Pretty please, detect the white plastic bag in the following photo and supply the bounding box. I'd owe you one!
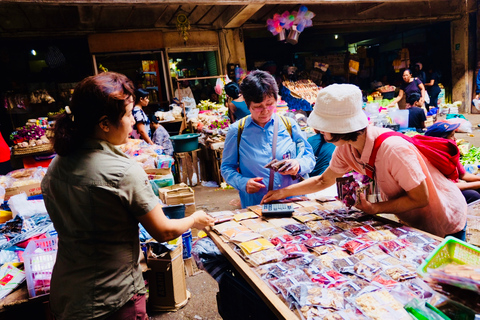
[7,192,47,218]
[447,118,473,133]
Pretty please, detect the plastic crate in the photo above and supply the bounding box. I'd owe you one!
[23,236,58,298]
[417,236,480,276]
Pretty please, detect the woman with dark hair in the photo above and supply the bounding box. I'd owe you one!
[224,81,250,123]
[42,72,214,320]
[131,88,153,144]
[425,122,480,204]
[387,69,427,108]
[263,83,467,240]
[221,70,315,208]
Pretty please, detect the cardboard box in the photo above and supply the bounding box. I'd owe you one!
[147,243,188,311]
[184,203,196,217]
[159,183,195,205]
[4,182,42,200]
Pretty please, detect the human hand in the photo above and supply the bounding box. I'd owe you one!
[353,193,377,215]
[261,189,286,204]
[476,94,479,100]
[246,177,265,194]
[190,210,215,229]
[265,159,300,175]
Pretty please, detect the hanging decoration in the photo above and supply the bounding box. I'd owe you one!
[176,13,190,43]
[266,5,315,44]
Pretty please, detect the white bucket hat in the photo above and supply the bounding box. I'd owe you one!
[307,83,368,134]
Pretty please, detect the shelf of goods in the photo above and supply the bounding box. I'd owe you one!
[205,199,466,320]
[280,80,320,112]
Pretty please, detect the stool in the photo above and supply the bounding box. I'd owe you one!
[173,149,201,186]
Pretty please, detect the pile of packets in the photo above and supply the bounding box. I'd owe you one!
[118,139,174,170]
[207,201,478,319]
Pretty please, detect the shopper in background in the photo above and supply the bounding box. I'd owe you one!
[175,80,196,105]
[224,81,250,123]
[131,88,153,144]
[263,83,467,240]
[414,62,426,84]
[406,92,426,132]
[425,121,480,204]
[150,115,174,156]
[307,131,335,176]
[387,69,427,108]
[221,70,315,208]
[42,72,214,320]
[424,67,442,111]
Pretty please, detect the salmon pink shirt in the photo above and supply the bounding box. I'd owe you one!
[329,126,466,237]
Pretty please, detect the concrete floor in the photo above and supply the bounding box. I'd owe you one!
[148,112,480,320]
[148,186,241,320]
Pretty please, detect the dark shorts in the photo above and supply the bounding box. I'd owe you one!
[105,293,148,320]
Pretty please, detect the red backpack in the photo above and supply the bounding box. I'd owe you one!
[366,132,460,181]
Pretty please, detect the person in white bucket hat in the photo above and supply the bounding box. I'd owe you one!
[263,83,467,240]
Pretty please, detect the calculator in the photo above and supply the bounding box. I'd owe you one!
[261,203,294,218]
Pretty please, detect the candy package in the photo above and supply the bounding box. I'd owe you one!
[349,225,376,236]
[342,236,376,254]
[270,234,295,247]
[281,243,309,258]
[311,269,348,288]
[248,248,285,267]
[379,238,412,254]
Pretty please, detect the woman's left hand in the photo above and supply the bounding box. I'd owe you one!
[353,193,377,215]
[277,159,300,176]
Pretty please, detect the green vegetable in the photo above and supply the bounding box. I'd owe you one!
[460,146,480,165]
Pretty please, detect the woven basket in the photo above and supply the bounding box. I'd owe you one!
[13,144,53,156]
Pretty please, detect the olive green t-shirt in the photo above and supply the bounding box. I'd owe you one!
[41,139,159,320]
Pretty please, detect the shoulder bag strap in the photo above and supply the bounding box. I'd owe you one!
[269,116,279,191]
[366,131,409,179]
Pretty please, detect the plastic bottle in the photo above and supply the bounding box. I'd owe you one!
[464,164,478,174]
[234,64,241,82]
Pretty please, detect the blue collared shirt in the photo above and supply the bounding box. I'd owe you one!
[221,114,315,208]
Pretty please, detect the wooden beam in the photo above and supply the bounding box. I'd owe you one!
[1,0,452,4]
[358,2,387,15]
[223,4,264,29]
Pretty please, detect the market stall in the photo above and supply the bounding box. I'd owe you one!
[205,199,480,320]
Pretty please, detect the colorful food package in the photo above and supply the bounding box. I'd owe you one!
[233,210,258,222]
[283,223,310,235]
[270,234,295,247]
[365,230,397,241]
[342,236,376,254]
[270,270,311,299]
[353,257,383,282]
[284,255,316,269]
[311,244,338,256]
[332,256,360,274]
[379,238,412,254]
[318,250,350,269]
[293,214,319,223]
[212,220,241,234]
[303,236,336,248]
[355,290,411,320]
[291,283,346,309]
[339,280,370,299]
[257,261,296,279]
[281,243,310,258]
[311,270,349,288]
[384,265,416,281]
[248,248,285,267]
[304,259,327,278]
[228,232,263,244]
[238,238,275,255]
[371,274,398,288]
[207,210,235,224]
[259,227,290,240]
[240,219,275,233]
[221,225,252,239]
[349,225,376,236]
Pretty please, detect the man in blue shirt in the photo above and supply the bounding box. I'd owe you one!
[307,132,335,176]
[221,70,315,208]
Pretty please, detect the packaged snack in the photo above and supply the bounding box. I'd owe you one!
[270,234,295,247]
[283,223,310,235]
[311,244,338,256]
[266,217,298,228]
[379,238,412,254]
[384,265,416,281]
[365,230,397,241]
[207,210,235,223]
[371,274,398,288]
[293,214,320,223]
[285,255,316,269]
[306,219,333,232]
[221,226,252,239]
[233,210,258,222]
[355,290,411,320]
[304,236,335,248]
[229,232,262,244]
[259,227,289,240]
[238,238,274,255]
[262,261,296,279]
[240,219,275,233]
[295,201,321,208]
[248,248,285,267]
[297,284,346,309]
[353,257,382,282]
[283,243,309,258]
[332,256,360,274]
[212,220,241,234]
[342,236,376,254]
[389,227,411,237]
[319,250,350,268]
[405,233,434,246]
[293,232,314,243]
[311,270,348,288]
[270,270,310,298]
[404,278,435,300]
[339,280,370,299]
[349,225,376,236]
[304,259,327,278]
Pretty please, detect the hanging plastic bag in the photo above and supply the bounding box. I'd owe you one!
[215,78,224,95]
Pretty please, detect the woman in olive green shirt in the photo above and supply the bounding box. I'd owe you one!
[42,72,214,320]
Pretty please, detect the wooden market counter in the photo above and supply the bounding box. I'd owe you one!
[206,202,443,320]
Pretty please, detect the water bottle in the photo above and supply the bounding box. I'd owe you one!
[234,64,241,82]
[464,164,477,174]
